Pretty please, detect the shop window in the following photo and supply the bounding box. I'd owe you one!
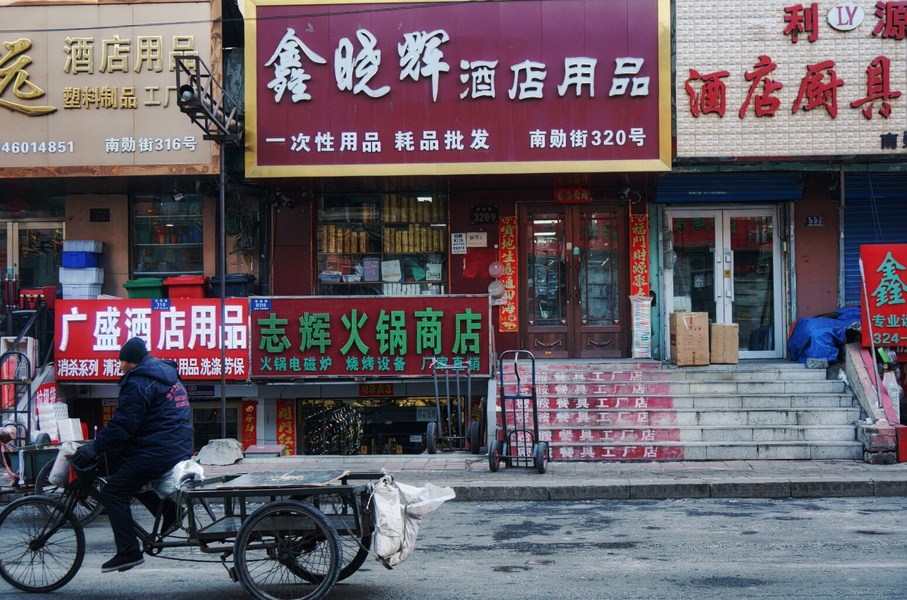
[316,193,447,295]
[131,194,203,277]
[192,407,238,452]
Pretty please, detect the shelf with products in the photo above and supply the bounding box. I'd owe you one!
[316,192,448,296]
[131,193,204,278]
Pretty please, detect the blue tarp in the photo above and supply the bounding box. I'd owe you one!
[787,306,862,364]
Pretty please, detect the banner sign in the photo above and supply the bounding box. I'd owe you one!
[276,399,295,454]
[241,400,258,448]
[250,295,491,378]
[55,299,250,381]
[498,216,519,332]
[629,213,650,297]
[246,0,671,177]
[0,1,215,178]
[861,244,907,347]
[677,0,907,158]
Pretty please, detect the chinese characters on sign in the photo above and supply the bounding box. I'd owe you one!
[249,0,669,175]
[676,1,907,158]
[629,213,650,297]
[251,296,490,378]
[276,399,295,454]
[55,299,250,381]
[0,2,213,174]
[861,244,907,346]
[498,216,519,333]
[242,401,257,449]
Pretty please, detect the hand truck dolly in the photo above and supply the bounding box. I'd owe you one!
[489,350,549,474]
[426,359,482,454]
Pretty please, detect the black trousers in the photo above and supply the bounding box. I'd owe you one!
[99,457,174,555]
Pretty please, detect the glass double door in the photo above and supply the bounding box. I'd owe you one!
[520,203,629,358]
[0,221,64,288]
[664,207,782,359]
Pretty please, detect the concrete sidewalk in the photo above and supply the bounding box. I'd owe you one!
[201,453,907,501]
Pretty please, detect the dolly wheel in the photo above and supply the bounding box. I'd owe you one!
[426,422,438,454]
[468,422,482,455]
[488,440,503,472]
[533,442,549,474]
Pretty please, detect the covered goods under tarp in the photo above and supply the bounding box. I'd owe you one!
[787,306,861,364]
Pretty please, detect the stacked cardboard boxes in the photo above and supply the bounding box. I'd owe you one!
[669,312,709,366]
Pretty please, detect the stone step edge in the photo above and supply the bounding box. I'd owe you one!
[543,440,864,447]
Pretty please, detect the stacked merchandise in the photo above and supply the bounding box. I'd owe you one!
[59,240,103,299]
[630,295,653,359]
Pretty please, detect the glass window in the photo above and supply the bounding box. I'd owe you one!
[131,194,203,277]
[316,193,447,296]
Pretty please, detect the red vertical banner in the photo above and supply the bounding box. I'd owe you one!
[241,401,258,449]
[499,216,519,332]
[101,399,117,428]
[629,212,650,296]
[276,399,296,455]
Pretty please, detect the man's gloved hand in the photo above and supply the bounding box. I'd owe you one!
[71,444,99,470]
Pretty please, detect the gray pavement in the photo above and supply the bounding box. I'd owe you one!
[201,453,907,501]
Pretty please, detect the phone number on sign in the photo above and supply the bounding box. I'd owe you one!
[1,141,75,154]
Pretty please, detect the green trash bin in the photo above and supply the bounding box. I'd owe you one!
[123,277,165,299]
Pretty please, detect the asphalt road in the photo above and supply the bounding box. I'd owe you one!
[1,497,905,599]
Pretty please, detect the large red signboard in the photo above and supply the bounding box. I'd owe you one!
[55,299,250,381]
[250,296,491,378]
[246,0,670,176]
[861,245,907,347]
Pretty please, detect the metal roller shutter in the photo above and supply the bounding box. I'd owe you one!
[843,173,907,305]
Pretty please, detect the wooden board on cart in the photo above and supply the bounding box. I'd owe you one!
[214,469,351,489]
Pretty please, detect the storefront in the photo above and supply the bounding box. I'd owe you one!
[671,0,907,359]
[246,0,671,363]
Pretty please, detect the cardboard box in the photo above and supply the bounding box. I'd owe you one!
[710,324,740,364]
[669,312,709,366]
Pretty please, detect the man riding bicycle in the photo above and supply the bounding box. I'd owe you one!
[72,337,193,573]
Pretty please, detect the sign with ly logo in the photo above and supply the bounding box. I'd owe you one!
[827,2,865,31]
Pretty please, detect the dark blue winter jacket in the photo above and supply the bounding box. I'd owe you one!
[91,354,193,468]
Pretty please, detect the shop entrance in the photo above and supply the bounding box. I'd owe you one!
[519,203,629,358]
[0,221,64,288]
[663,207,783,359]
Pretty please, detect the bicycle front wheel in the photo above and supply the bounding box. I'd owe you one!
[0,495,85,592]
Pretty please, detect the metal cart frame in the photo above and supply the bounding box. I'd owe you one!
[489,350,549,474]
[426,359,482,454]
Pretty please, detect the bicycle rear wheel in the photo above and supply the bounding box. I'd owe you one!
[34,460,103,526]
[0,495,85,592]
[234,499,341,600]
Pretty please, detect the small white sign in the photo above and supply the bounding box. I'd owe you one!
[451,233,467,254]
[416,407,437,421]
[466,232,488,247]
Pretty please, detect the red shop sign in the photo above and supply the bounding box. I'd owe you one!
[55,299,250,381]
[861,244,907,347]
[250,296,491,378]
[246,0,671,177]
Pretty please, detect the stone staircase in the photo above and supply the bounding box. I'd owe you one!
[496,360,865,461]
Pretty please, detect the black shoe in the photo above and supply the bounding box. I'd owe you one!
[101,551,145,573]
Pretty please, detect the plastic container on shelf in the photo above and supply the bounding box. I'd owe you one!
[62,284,101,299]
[123,277,165,299]
[61,251,99,268]
[164,275,208,298]
[62,240,102,253]
[209,273,256,297]
[59,267,104,285]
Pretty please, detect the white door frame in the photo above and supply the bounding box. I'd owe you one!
[663,206,783,360]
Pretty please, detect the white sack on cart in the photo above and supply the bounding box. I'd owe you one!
[144,459,205,498]
[48,441,80,488]
[371,474,455,568]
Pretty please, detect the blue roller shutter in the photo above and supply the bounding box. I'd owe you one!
[843,173,907,305]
